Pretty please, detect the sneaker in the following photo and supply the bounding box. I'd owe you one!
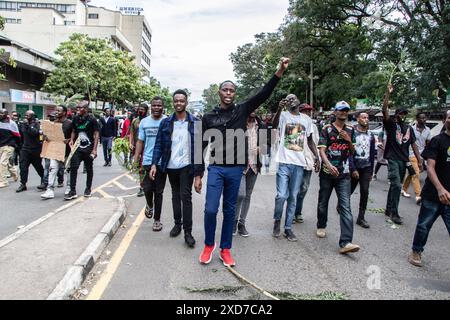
[84,188,92,197]
[356,218,370,229]
[169,224,182,237]
[272,220,281,238]
[64,191,78,201]
[152,220,163,232]
[137,188,144,197]
[41,189,55,199]
[232,221,238,236]
[184,232,196,248]
[237,223,249,237]
[284,229,298,242]
[372,175,377,181]
[37,183,47,191]
[390,213,403,225]
[199,244,216,264]
[103,162,108,167]
[316,228,326,238]
[294,215,304,223]
[64,186,71,196]
[16,184,27,193]
[219,249,236,267]
[339,243,361,254]
[0,182,8,188]
[144,205,154,219]
[57,182,64,188]
[408,251,422,267]
[401,190,411,198]
[415,196,422,205]
[107,162,112,167]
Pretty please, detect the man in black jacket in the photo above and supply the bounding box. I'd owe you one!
[197,57,289,267]
[16,110,45,192]
[99,108,116,166]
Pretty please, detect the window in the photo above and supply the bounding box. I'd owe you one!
[64,20,75,26]
[141,51,151,67]
[143,24,152,42]
[5,17,20,23]
[88,13,98,19]
[142,38,151,55]
[0,1,18,11]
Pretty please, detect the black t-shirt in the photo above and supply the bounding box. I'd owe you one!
[420,132,450,202]
[61,119,72,157]
[71,115,99,153]
[318,123,356,179]
[383,118,416,162]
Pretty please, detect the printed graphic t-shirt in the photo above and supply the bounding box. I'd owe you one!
[71,115,99,153]
[318,123,355,179]
[353,128,373,169]
[275,111,312,167]
[138,115,166,166]
[420,132,450,202]
[383,118,416,162]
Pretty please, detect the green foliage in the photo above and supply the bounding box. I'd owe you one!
[111,137,140,179]
[43,34,154,107]
[0,15,16,80]
[230,0,450,110]
[201,83,220,112]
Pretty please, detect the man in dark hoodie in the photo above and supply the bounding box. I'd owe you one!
[197,57,289,267]
[0,109,20,188]
[16,110,45,192]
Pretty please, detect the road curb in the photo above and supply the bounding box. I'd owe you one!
[47,197,127,300]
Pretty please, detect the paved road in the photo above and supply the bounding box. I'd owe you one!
[77,165,450,300]
[0,156,131,240]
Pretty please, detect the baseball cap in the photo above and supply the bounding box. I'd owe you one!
[394,108,409,115]
[335,101,350,111]
[299,103,313,111]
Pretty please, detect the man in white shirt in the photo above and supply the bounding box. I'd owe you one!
[402,112,431,204]
[272,94,319,241]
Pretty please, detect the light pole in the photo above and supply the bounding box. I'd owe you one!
[309,61,319,109]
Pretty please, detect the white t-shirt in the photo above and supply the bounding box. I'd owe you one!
[275,111,312,167]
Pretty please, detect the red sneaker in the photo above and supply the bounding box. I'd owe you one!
[199,244,216,264]
[219,249,235,267]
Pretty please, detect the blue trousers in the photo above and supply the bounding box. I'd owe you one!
[204,165,244,249]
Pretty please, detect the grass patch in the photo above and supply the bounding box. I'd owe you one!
[185,286,245,294]
[271,291,348,300]
[367,208,385,214]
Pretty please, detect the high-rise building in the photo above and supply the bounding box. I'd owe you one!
[0,0,152,82]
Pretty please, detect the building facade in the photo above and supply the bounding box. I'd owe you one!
[0,0,152,82]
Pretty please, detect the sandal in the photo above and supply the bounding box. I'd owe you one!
[152,220,163,232]
[145,205,154,219]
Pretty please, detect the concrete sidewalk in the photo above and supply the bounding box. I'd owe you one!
[0,197,126,300]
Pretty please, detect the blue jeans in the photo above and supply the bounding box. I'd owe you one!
[386,159,406,216]
[317,176,354,248]
[273,163,304,230]
[204,165,244,249]
[295,169,312,217]
[101,136,113,163]
[412,199,450,253]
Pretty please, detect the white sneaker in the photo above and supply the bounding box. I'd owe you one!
[64,187,71,196]
[339,243,360,254]
[416,196,422,205]
[316,229,326,238]
[401,190,411,198]
[41,189,55,199]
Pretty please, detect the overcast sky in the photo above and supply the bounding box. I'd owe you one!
[90,0,289,101]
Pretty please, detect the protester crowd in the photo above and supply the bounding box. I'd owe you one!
[0,58,448,269]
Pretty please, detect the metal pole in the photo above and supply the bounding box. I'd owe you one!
[310,61,314,110]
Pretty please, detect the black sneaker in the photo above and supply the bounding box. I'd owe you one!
[64,191,78,201]
[272,220,281,238]
[390,213,403,225]
[284,229,298,242]
[137,188,144,197]
[170,224,182,237]
[16,184,27,193]
[144,205,153,219]
[103,162,108,167]
[232,221,238,236]
[184,232,196,248]
[238,223,249,237]
[107,162,112,167]
[356,218,370,228]
[57,182,64,188]
[37,183,47,191]
[84,188,92,197]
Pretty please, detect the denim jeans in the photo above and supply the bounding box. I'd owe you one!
[101,136,113,163]
[273,163,304,231]
[235,169,258,225]
[412,199,450,253]
[386,159,406,216]
[295,169,312,217]
[317,176,354,248]
[204,165,244,249]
